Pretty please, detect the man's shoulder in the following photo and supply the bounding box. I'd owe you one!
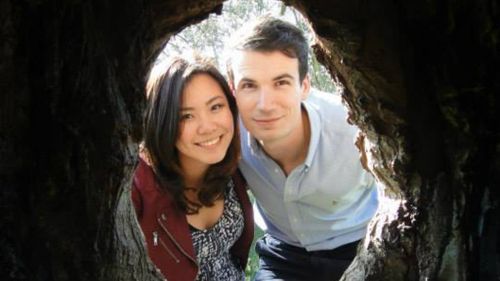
[305,89,353,132]
[306,89,346,117]
[308,88,342,105]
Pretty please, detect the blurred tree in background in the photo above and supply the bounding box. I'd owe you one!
[162,0,336,93]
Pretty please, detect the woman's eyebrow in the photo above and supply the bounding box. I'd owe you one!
[180,95,224,111]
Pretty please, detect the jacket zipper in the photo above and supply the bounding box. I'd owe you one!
[153,231,180,263]
[153,231,158,246]
[156,218,200,276]
[157,217,199,269]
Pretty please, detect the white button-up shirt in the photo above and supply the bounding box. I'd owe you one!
[239,90,379,251]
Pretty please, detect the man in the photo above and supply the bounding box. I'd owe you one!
[226,17,379,280]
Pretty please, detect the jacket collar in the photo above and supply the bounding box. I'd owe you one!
[138,158,197,261]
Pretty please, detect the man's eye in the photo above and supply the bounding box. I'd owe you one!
[276,80,290,86]
[241,82,255,89]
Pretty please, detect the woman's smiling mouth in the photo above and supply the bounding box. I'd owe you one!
[196,136,222,147]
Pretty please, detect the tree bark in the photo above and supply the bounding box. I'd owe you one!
[285,0,499,280]
[1,0,498,280]
[1,0,223,280]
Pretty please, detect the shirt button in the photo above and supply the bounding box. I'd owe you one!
[274,168,279,173]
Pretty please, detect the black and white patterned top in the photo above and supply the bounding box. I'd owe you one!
[190,180,245,281]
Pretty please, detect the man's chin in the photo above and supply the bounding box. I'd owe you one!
[252,132,278,144]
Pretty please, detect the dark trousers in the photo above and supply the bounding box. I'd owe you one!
[254,234,359,281]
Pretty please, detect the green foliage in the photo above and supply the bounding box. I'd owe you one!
[162,0,336,93]
[245,224,265,280]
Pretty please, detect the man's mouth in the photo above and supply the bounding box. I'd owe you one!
[254,116,281,124]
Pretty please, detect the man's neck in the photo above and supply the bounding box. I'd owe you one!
[261,109,311,176]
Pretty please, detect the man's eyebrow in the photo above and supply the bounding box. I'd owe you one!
[238,74,294,84]
[180,96,224,111]
[238,77,256,83]
[273,74,294,81]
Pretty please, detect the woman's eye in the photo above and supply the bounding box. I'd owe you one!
[181,113,193,120]
[211,103,225,111]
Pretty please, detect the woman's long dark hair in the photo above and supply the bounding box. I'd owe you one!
[143,55,240,214]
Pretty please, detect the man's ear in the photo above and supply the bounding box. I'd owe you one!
[300,74,311,100]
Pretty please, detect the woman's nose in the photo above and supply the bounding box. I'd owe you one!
[196,116,217,134]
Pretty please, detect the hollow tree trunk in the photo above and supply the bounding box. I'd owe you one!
[286,0,499,280]
[1,0,498,281]
[1,0,224,280]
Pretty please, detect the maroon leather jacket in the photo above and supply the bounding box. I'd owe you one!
[131,158,254,281]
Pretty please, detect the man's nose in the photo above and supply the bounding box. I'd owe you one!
[256,89,274,111]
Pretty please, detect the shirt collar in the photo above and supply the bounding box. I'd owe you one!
[248,131,263,157]
[302,99,321,169]
[240,118,265,158]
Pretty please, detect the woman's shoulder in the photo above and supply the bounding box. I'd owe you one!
[133,157,157,191]
[133,156,175,203]
[132,156,179,213]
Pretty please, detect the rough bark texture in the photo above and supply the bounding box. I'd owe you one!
[0,0,223,280]
[0,0,498,280]
[284,0,499,280]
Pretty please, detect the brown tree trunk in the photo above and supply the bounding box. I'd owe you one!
[287,0,499,280]
[0,0,162,280]
[0,0,224,280]
[1,0,498,280]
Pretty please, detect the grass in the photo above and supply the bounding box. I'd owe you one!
[245,225,265,280]
[244,192,265,280]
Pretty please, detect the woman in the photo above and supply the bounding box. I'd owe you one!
[132,55,253,281]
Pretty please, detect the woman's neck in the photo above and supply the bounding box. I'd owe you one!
[181,163,207,190]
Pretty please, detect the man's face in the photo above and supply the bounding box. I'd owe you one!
[231,50,310,146]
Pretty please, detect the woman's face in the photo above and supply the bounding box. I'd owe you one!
[175,73,234,173]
